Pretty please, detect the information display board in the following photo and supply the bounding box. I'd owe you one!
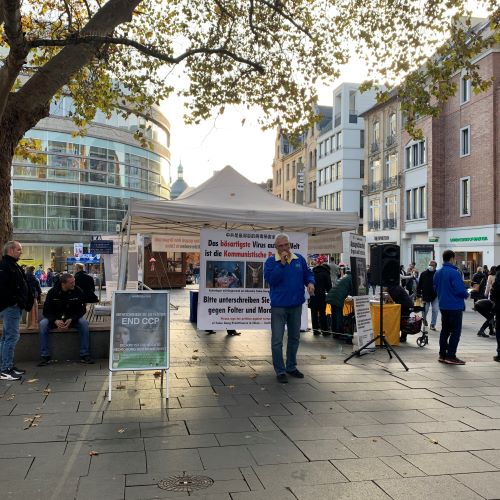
[197,229,308,330]
[109,291,169,371]
[353,295,374,350]
[90,240,114,254]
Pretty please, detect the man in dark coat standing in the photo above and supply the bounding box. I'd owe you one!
[0,241,33,380]
[417,260,439,330]
[74,263,98,304]
[309,263,332,335]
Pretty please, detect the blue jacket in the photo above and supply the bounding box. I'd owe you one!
[433,262,469,310]
[264,253,314,307]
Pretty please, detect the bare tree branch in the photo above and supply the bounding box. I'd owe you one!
[28,35,266,74]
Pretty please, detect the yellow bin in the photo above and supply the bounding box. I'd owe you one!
[370,303,401,346]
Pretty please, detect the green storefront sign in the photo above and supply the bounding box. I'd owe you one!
[449,237,488,242]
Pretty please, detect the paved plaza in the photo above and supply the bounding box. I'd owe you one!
[1,287,500,499]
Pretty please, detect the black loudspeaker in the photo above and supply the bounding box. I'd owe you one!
[370,244,400,286]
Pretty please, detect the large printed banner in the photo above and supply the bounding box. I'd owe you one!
[197,229,308,330]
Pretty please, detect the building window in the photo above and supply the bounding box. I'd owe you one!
[369,159,381,191]
[292,161,296,178]
[460,126,471,157]
[308,151,313,169]
[384,194,398,229]
[359,191,364,218]
[286,190,289,201]
[460,76,471,104]
[418,186,426,219]
[360,159,364,179]
[325,138,330,155]
[405,185,427,220]
[373,121,380,145]
[389,112,397,137]
[460,176,471,216]
[286,164,290,180]
[369,198,380,230]
[292,188,296,203]
[405,139,426,169]
[330,192,341,211]
[336,131,343,150]
[336,161,342,180]
[318,168,324,186]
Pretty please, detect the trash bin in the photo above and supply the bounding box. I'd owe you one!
[189,290,199,323]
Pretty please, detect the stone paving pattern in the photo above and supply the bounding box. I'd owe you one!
[1,287,500,499]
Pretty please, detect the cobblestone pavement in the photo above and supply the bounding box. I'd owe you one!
[1,287,499,499]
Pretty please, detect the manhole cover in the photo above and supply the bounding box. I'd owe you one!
[157,473,214,492]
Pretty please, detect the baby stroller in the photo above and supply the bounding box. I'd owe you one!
[474,299,496,337]
[401,305,428,347]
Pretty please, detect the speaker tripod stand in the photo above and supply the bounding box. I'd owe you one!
[344,286,409,371]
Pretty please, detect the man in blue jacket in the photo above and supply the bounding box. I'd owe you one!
[433,249,469,365]
[264,234,315,383]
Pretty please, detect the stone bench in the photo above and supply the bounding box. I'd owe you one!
[0,305,112,362]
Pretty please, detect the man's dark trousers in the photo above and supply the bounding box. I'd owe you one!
[439,309,463,358]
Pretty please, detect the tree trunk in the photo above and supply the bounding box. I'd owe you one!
[0,96,50,248]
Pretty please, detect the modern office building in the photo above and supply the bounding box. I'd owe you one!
[316,83,377,230]
[12,97,171,270]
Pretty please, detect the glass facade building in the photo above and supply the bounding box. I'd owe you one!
[12,98,171,271]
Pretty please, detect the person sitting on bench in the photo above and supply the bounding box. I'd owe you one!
[38,273,94,366]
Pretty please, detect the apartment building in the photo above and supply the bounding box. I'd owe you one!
[428,47,500,271]
[317,83,377,230]
[362,21,500,271]
[361,92,404,256]
[271,105,331,207]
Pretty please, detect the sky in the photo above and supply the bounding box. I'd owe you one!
[164,58,369,189]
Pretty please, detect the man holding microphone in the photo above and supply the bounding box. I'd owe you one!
[264,233,315,383]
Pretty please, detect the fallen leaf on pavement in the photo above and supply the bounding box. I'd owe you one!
[7,394,15,400]
[116,384,126,390]
[153,371,161,378]
[320,355,327,359]
[117,428,126,433]
[228,385,236,389]
[27,379,39,383]
[250,374,257,379]
[43,389,52,395]
[192,355,199,360]
[89,451,99,456]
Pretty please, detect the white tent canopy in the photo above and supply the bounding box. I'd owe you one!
[122,166,359,250]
